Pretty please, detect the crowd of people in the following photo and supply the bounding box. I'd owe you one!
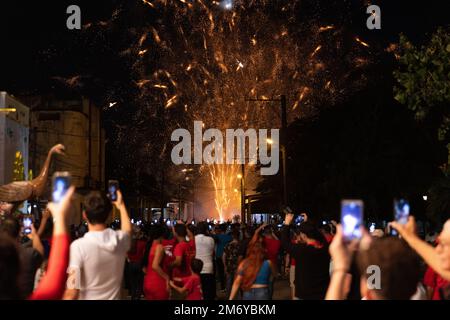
[0,186,449,301]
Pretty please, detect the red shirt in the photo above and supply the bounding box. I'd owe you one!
[181,274,203,300]
[264,237,281,266]
[128,239,146,263]
[324,234,334,244]
[162,238,176,275]
[173,241,192,279]
[424,266,450,300]
[187,238,196,261]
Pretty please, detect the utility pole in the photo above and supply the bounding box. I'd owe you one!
[280,95,288,206]
[192,181,196,221]
[159,168,165,223]
[240,162,246,223]
[178,183,182,220]
[245,95,289,207]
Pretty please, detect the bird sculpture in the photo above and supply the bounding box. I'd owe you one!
[0,144,66,214]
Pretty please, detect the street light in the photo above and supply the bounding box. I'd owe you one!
[237,173,242,179]
[247,95,289,207]
[266,138,287,206]
[180,168,196,221]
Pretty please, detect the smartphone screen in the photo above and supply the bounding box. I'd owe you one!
[341,199,364,241]
[52,172,71,203]
[23,216,32,235]
[108,180,119,201]
[294,215,304,225]
[392,199,410,236]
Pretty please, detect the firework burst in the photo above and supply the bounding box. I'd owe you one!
[116,0,374,219]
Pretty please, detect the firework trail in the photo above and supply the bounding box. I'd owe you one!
[124,0,373,219]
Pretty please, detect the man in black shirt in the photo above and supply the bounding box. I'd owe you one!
[280,213,331,300]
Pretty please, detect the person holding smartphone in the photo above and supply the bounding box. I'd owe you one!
[391,217,450,294]
[325,224,423,300]
[63,189,132,300]
[0,216,44,297]
[0,186,75,300]
[280,212,330,300]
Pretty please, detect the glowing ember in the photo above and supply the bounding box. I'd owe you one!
[319,25,335,32]
[355,37,370,48]
[116,0,376,220]
[310,45,322,57]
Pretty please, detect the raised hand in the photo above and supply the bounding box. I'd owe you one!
[112,189,124,209]
[47,186,75,235]
[390,216,417,241]
[284,213,294,225]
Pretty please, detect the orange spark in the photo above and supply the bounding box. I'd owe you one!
[136,79,150,88]
[311,45,322,57]
[355,37,369,48]
[151,27,161,44]
[141,0,154,8]
[319,25,335,32]
[138,33,147,46]
[165,95,178,108]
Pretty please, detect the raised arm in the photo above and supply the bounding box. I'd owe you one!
[30,187,75,300]
[325,225,352,300]
[37,208,51,237]
[30,224,45,257]
[113,190,132,235]
[391,217,450,281]
[280,213,297,255]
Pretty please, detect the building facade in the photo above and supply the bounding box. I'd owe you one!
[20,94,105,224]
[0,92,30,194]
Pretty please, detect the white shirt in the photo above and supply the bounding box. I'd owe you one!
[67,228,131,300]
[195,234,215,274]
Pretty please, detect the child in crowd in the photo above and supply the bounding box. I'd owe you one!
[169,258,204,300]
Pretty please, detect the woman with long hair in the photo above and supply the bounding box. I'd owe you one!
[143,224,170,300]
[229,225,276,300]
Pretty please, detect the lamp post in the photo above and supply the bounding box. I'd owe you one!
[180,168,195,221]
[266,138,287,206]
[237,169,246,223]
[246,95,288,207]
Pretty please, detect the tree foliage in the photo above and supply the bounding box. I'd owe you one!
[394,27,450,144]
[394,27,450,226]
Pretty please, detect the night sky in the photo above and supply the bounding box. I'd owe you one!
[1,1,448,93]
[1,0,448,220]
